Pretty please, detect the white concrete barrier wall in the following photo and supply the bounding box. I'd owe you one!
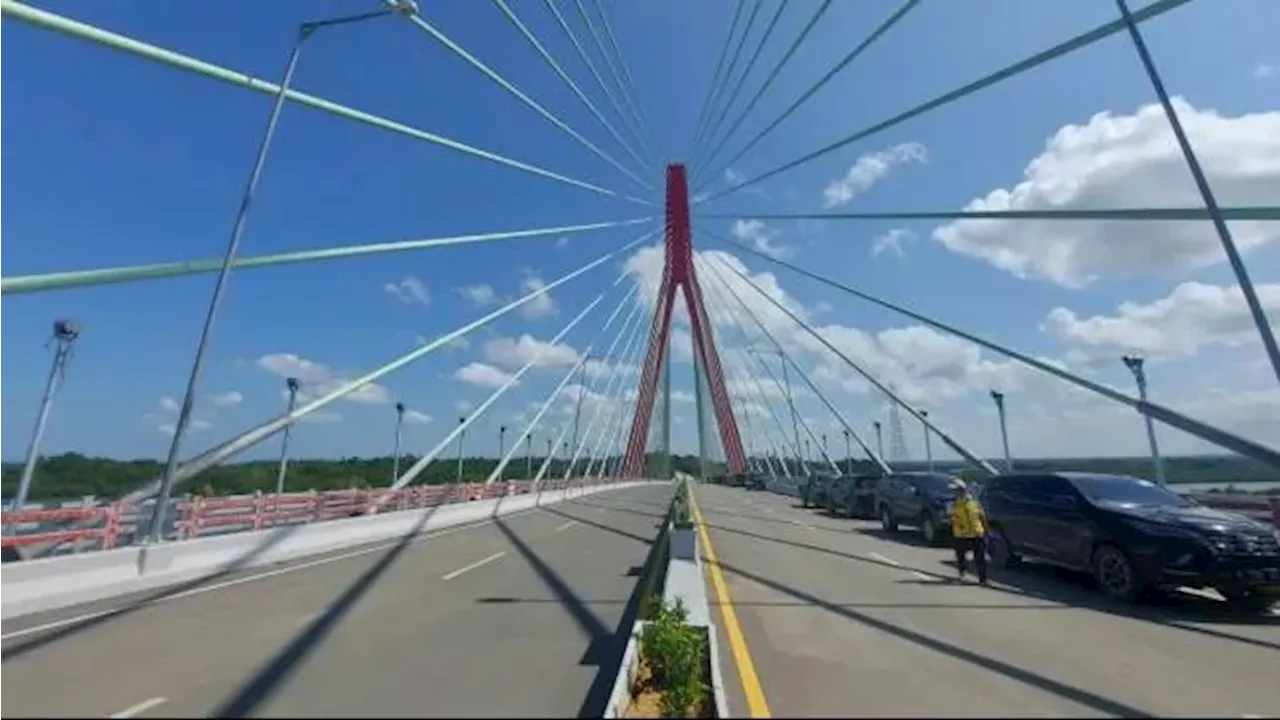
[1,481,652,621]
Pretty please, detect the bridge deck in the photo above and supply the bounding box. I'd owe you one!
[693,484,1280,718]
[1,484,673,718]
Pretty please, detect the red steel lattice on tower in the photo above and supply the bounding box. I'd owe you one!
[620,164,748,477]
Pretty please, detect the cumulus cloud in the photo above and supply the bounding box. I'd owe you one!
[256,353,391,405]
[822,142,928,208]
[933,99,1280,287]
[159,396,180,413]
[460,284,498,307]
[730,219,793,259]
[403,409,433,424]
[455,362,518,389]
[484,334,581,370]
[211,391,243,408]
[518,274,558,319]
[1042,281,1280,359]
[384,276,430,306]
[871,228,916,258]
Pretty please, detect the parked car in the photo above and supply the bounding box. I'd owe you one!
[982,472,1280,609]
[828,474,883,519]
[800,473,838,509]
[876,472,961,546]
[745,472,768,490]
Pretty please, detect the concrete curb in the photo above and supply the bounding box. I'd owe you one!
[603,480,730,718]
[2,481,648,621]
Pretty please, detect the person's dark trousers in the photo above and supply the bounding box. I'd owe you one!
[953,535,987,582]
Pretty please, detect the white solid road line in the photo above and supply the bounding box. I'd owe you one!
[442,551,507,581]
[555,520,579,532]
[2,505,549,642]
[869,551,901,567]
[108,696,168,719]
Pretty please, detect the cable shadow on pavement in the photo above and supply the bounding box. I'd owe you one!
[543,505,657,545]
[714,557,1155,718]
[2,521,307,662]
[717,520,1280,651]
[570,499,670,521]
[478,597,1068,610]
[211,509,437,718]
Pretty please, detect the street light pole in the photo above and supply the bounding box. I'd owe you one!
[456,416,467,485]
[990,391,1012,473]
[391,402,406,485]
[873,421,884,460]
[920,409,934,472]
[1122,355,1167,486]
[146,1,419,544]
[843,429,852,475]
[275,377,301,494]
[12,319,81,516]
[498,425,506,482]
[526,434,534,479]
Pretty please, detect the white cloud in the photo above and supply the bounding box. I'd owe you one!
[404,409,433,424]
[730,219,792,259]
[933,99,1280,287]
[256,353,391,405]
[725,167,772,200]
[384,275,430,306]
[1042,281,1280,359]
[159,396,179,412]
[455,362,518,389]
[157,419,212,436]
[518,274,558,319]
[454,399,474,412]
[871,228,916,258]
[556,236,571,249]
[822,142,928,208]
[461,284,498,307]
[1253,63,1278,79]
[484,334,581,370]
[211,390,243,408]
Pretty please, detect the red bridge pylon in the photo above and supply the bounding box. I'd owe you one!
[620,164,748,477]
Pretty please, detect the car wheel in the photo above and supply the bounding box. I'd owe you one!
[1092,544,1142,603]
[920,513,940,546]
[987,526,1020,569]
[880,505,897,533]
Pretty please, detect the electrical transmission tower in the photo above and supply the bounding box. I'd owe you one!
[621,164,746,477]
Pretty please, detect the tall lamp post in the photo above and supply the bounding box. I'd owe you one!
[147,0,421,543]
[990,391,1012,473]
[873,421,884,460]
[526,434,534,479]
[497,425,507,482]
[920,409,934,472]
[843,428,852,475]
[275,377,301,494]
[455,416,467,485]
[12,319,82,516]
[391,402,406,485]
[1122,355,1167,486]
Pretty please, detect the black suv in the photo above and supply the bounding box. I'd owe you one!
[981,472,1280,609]
[745,472,768,490]
[876,472,960,546]
[800,473,837,509]
[828,474,883,519]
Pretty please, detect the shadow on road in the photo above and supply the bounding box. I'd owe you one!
[211,509,438,718]
[714,557,1156,718]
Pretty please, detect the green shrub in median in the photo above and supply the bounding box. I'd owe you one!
[639,598,709,718]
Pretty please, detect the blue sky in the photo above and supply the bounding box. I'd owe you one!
[4,0,1278,466]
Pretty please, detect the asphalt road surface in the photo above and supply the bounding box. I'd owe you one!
[693,483,1280,718]
[1,483,673,718]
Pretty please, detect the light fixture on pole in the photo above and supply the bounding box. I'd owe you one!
[497,425,506,482]
[276,377,301,494]
[990,391,1012,473]
[1122,355,1167,486]
[147,0,421,544]
[873,421,884,460]
[12,319,81,518]
[526,434,534,479]
[843,428,852,475]
[391,402,406,485]
[456,416,467,485]
[920,409,934,472]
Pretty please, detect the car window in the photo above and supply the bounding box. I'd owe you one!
[1066,474,1191,508]
[909,474,953,494]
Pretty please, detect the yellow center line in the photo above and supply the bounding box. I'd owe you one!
[689,488,772,718]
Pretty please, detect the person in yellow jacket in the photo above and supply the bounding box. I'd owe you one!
[949,479,988,584]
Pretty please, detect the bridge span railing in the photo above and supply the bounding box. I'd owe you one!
[1,478,588,557]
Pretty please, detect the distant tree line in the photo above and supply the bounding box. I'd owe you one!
[2,451,1275,503]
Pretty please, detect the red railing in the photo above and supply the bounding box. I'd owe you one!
[1,477,623,552]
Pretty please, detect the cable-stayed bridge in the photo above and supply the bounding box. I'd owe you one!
[2,0,1279,716]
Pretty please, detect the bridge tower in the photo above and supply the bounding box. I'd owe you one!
[620,164,748,477]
